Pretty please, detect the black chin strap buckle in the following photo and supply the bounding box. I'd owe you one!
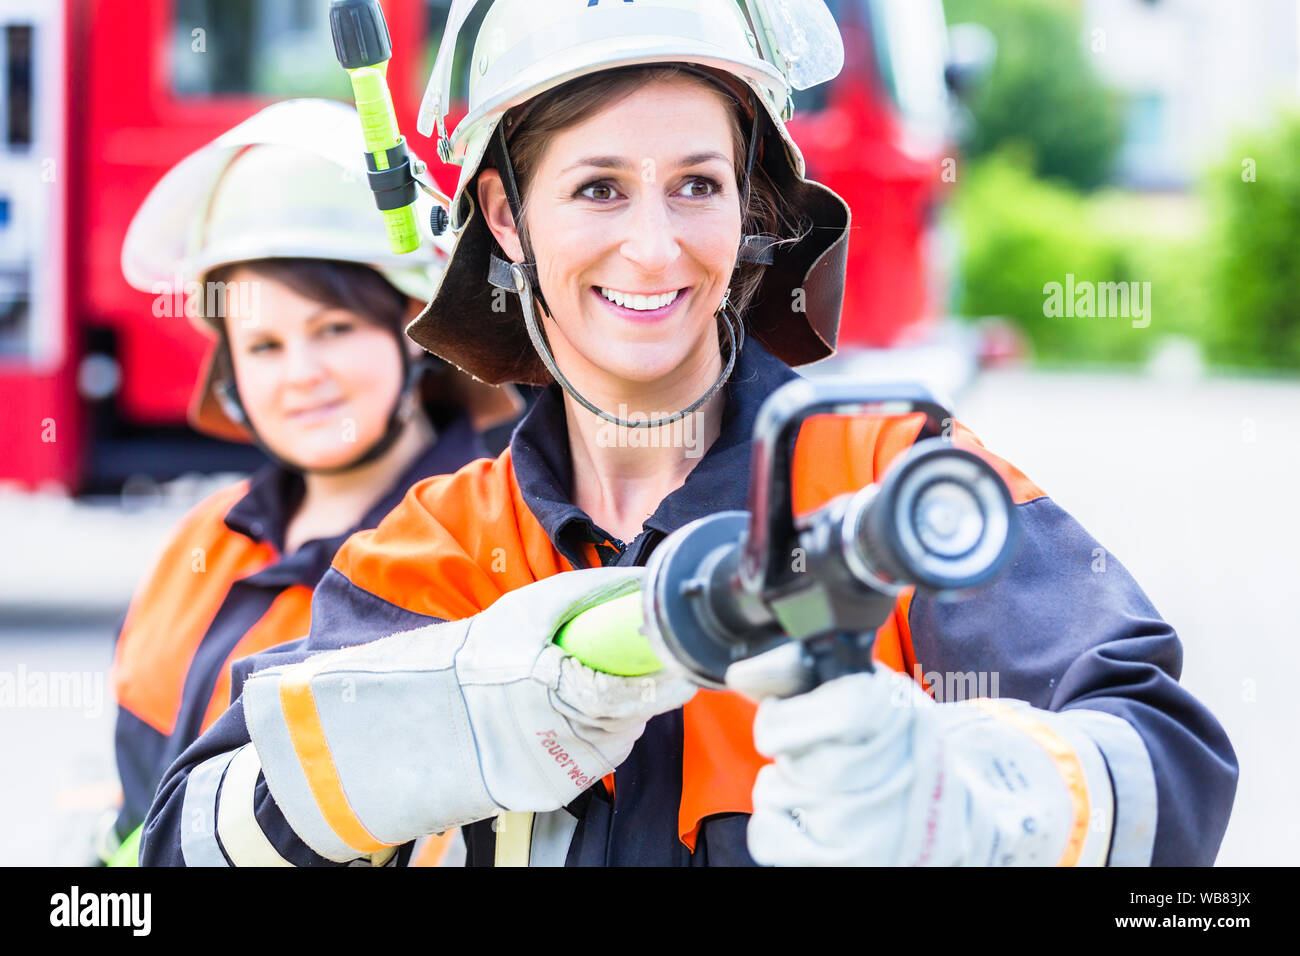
[488,123,552,317]
[488,254,538,291]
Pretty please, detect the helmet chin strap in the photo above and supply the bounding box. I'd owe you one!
[487,93,774,430]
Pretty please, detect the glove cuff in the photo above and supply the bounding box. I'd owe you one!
[1057,707,1158,865]
[932,698,1119,867]
[243,620,499,862]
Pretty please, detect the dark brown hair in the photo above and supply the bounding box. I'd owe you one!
[494,64,809,320]
[205,258,408,338]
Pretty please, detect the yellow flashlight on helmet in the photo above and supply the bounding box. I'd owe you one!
[329,0,427,254]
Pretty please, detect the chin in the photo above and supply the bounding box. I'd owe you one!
[271,436,382,472]
[597,346,697,389]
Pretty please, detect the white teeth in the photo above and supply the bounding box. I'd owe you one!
[600,287,678,311]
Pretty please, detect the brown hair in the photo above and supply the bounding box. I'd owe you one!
[205,258,409,338]
[493,64,809,321]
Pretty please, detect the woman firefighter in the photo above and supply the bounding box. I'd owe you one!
[141,1,1235,867]
[103,98,517,865]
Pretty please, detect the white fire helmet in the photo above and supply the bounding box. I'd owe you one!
[120,98,515,443]
[408,0,852,391]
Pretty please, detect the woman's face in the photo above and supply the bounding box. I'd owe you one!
[220,268,406,471]
[480,76,742,399]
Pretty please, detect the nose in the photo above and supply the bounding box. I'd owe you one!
[619,192,681,275]
[281,336,328,390]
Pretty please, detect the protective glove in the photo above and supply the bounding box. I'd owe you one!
[727,648,1121,867]
[242,567,696,863]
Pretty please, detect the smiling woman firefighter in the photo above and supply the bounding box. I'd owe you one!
[141,1,1235,867]
[103,98,518,865]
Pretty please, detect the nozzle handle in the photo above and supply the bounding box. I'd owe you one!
[554,592,662,677]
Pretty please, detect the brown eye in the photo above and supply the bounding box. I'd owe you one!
[579,182,617,202]
[677,177,721,198]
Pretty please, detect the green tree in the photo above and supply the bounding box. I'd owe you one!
[953,149,1142,363]
[1204,113,1300,370]
[945,0,1124,191]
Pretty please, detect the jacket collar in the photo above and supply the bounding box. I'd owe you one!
[509,341,800,566]
[224,413,487,585]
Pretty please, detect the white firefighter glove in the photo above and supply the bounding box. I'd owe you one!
[729,654,1130,867]
[241,567,696,863]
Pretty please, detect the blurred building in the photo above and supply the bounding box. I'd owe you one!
[1083,0,1300,188]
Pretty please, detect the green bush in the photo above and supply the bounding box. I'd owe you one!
[953,151,1149,363]
[945,0,1124,191]
[1203,111,1300,370]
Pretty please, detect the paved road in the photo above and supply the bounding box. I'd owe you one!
[0,621,117,866]
[1,368,1296,865]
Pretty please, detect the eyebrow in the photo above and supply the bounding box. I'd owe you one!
[561,151,731,173]
[238,307,341,336]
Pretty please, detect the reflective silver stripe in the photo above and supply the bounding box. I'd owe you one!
[180,750,238,867]
[528,809,579,867]
[215,745,293,867]
[494,812,534,867]
[346,846,400,867]
[1061,708,1158,866]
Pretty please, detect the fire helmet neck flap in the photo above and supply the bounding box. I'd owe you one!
[408,0,852,421]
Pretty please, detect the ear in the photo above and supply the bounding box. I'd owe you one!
[476,168,526,263]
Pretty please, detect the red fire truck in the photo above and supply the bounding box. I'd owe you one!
[0,0,959,492]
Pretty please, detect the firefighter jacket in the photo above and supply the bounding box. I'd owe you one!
[111,415,487,843]
[140,342,1237,866]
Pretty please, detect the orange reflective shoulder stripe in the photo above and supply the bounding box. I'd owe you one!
[678,689,769,852]
[794,411,1046,510]
[790,413,880,517]
[891,587,931,691]
[332,450,576,621]
[506,461,580,579]
[200,584,314,733]
[870,413,1045,505]
[870,611,907,676]
[945,421,1045,505]
[113,482,275,735]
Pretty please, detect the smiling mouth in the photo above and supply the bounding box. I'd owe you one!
[593,286,688,319]
[287,398,345,420]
